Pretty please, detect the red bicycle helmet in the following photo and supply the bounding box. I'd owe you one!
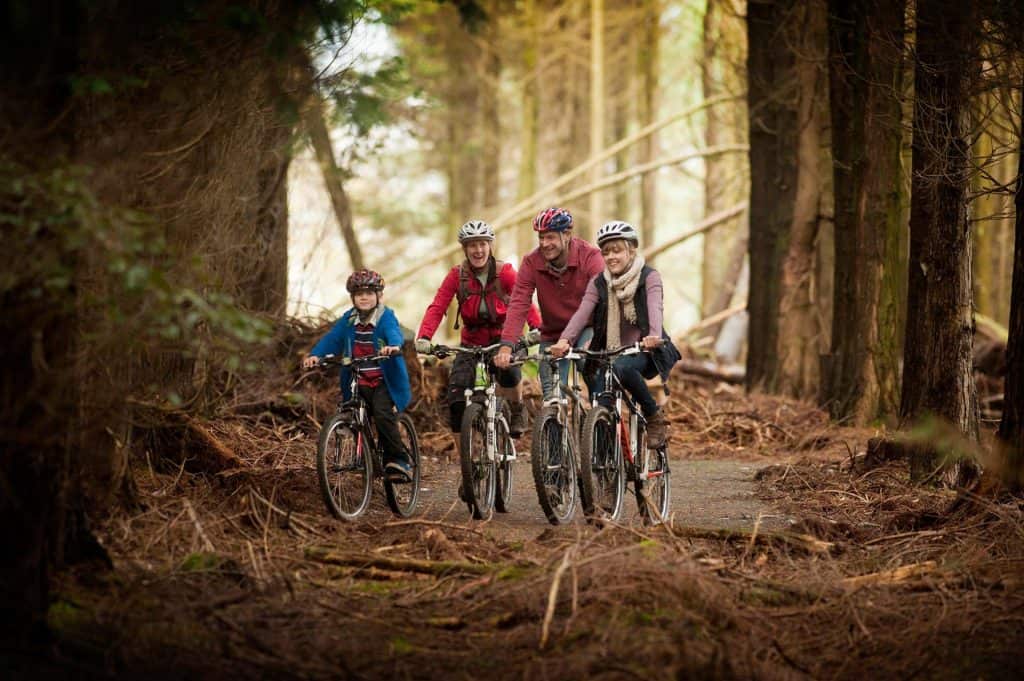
[533,207,573,233]
[346,268,385,293]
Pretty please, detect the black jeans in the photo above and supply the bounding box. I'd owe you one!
[594,353,659,418]
[358,384,408,465]
[446,352,522,432]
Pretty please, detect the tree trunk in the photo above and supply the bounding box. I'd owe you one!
[517,0,540,260]
[637,0,660,248]
[588,0,605,239]
[822,0,905,424]
[996,80,1024,490]
[481,43,501,211]
[901,0,980,485]
[746,0,798,391]
[774,0,827,399]
[701,0,748,318]
[305,93,364,271]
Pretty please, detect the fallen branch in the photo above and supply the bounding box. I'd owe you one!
[540,547,574,650]
[675,360,745,385]
[304,546,499,576]
[668,524,836,554]
[841,561,941,590]
[183,499,214,552]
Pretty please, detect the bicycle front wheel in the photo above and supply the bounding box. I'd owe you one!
[636,439,671,524]
[530,408,577,525]
[580,406,625,521]
[316,414,372,520]
[460,402,496,519]
[494,414,515,513]
[384,414,421,518]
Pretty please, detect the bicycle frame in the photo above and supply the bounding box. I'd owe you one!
[461,344,516,466]
[546,349,588,462]
[320,354,390,470]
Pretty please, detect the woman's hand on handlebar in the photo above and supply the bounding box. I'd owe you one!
[641,335,663,351]
[548,338,571,358]
[302,355,320,369]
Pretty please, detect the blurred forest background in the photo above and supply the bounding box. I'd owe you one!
[3,0,1024,664]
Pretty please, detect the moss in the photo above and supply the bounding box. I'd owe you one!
[179,552,225,572]
[389,636,414,655]
[496,565,531,581]
[47,599,88,633]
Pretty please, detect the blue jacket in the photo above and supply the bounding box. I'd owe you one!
[310,306,412,412]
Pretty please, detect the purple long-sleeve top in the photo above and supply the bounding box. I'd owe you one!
[560,269,664,346]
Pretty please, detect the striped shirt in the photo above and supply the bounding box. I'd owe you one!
[353,322,383,387]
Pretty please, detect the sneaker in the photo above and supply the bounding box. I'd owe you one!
[508,401,528,437]
[646,411,670,450]
[385,459,413,483]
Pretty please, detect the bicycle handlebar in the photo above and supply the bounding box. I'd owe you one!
[317,353,393,368]
[541,342,649,363]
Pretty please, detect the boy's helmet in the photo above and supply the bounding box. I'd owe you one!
[346,269,385,293]
[533,207,573,233]
[458,220,495,243]
[596,221,640,247]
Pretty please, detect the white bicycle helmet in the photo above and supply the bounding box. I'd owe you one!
[596,220,639,247]
[457,220,495,243]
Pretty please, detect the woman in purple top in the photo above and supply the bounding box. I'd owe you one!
[549,221,680,448]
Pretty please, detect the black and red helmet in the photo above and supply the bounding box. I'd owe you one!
[532,207,573,233]
[346,268,385,293]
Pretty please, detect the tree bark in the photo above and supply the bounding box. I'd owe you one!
[637,0,660,248]
[746,0,798,391]
[901,0,980,485]
[822,0,905,424]
[996,79,1024,490]
[588,0,605,239]
[774,0,827,399]
[305,93,364,271]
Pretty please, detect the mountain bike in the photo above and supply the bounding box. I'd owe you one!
[426,343,527,519]
[578,343,671,523]
[314,354,421,520]
[531,349,588,525]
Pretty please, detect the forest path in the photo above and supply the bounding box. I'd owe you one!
[398,454,791,543]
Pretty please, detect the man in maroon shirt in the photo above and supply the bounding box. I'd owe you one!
[494,207,604,399]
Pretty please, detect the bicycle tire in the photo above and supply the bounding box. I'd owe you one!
[459,402,495,519]
[530,408,577,525]
[494,414,515,513]
[384,414,421,518]
[636,437,671,524]
[580,406,625,521]
[316,414,372,520]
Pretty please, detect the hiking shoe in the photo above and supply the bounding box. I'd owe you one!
[646,411,669,450]
[385,459,413,483]
[508,401,528,437]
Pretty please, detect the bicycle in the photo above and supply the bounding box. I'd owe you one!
[314,354,422,520]
[531,348,589,525]
[425,342,527,519]
[577,343,671,523]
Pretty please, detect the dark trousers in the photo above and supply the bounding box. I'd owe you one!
[595,353,659,418]
[358,384,408,464]
[446,352,522,432]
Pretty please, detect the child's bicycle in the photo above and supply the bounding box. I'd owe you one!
[423,342,527,519]
[313,354,422,520]
[531,348,589,525]
[577,343,671,523]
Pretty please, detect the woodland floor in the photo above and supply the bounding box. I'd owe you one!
[12,352,1024,681]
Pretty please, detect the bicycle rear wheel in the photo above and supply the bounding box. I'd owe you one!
[460,402,496,519]
[494,414,515,513]
[580,406,625,521]
[530,408,577,525]
[316,414,372,520]
[636,437,671,524]
[384,414,421,518]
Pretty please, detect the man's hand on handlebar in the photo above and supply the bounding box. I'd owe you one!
[548,338,571,358]
[493,345,513,369]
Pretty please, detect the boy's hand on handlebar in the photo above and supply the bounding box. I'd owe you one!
[549,338,571,358]
[641,335,663,351]
[380,345,402,357]
[494,345,512,368]
[303,355,320,369]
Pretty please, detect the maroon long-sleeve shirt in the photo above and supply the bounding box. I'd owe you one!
[500,237,604,343]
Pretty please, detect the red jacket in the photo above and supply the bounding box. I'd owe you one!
[501,237,604,343]
[418,259,542,347]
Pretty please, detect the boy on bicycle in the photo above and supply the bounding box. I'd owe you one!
[549,221,680,448]
[415,220,541,437]
[303,269,414,481]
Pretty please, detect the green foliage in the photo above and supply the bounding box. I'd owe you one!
[0,157,272,364]
[329,56,412,137]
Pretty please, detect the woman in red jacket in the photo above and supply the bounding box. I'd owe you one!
[416,220,541,436]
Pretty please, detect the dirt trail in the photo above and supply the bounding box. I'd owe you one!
[387,453,791,541]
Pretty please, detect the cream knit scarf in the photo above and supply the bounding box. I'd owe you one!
[603,254,645,350]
